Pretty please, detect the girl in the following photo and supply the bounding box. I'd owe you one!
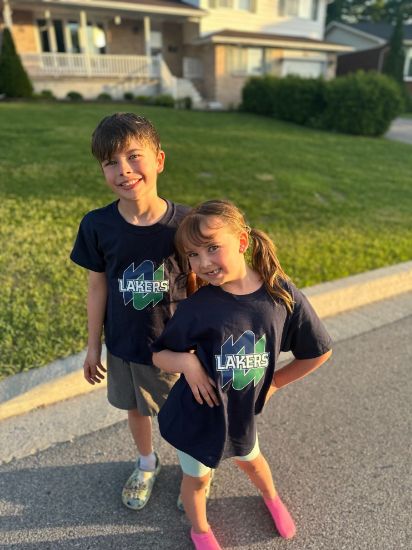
[152,200,332,550]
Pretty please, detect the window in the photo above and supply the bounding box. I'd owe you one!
[406,48,412,77]
[53,20,65,53]
[239,0,252,10]
[208,0,234,7]
[227,46,263,75]
[86,22,106,54]
[311,0,319,20]
[67,21,81,53]
[278,0,299,17]
[37,19,51,52]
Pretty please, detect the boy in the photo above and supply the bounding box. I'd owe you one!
[71,113,189,510]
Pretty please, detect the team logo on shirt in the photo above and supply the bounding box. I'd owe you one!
[215,331,269,390]
[118,260,169,310]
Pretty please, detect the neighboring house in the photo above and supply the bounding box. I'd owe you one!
[326,21,412,92]
[1,0,350,106]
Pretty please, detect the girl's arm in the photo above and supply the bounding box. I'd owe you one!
[265,350,332,403]
[153,350,219,408]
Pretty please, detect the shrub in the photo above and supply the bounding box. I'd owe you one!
[176,96,192,110]
[152,94,175,108]
[242,71,403,136]
[123,92,134,101]
[66,91,83,101]
[135,95,150,105]
[321,71,404,136]
[40,89,55,100]
[241,76,277,116]
[97,92,112,101]
[0,28,33,98]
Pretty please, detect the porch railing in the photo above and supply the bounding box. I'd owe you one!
[20,53,160,78]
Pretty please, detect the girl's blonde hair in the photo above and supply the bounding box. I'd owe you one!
[176,199,294,312]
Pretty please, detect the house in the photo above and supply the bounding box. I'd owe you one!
[1,0,350,106]
[325,21,412,92]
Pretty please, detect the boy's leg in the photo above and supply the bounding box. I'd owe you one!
[107,352,178,510]
[234,442,296,539]
[128,408,153,456]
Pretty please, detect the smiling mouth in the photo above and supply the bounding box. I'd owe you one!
[119,178,142,189]
[205,268,221,276]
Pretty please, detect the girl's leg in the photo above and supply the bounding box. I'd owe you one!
[234,452,276,499]
[181,472,210,534]
[234,452,296,539]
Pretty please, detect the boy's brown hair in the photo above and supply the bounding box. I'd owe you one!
[91,112,161,163]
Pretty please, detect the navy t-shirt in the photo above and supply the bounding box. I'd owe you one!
[151,282,332,468]
[70,200,189,364]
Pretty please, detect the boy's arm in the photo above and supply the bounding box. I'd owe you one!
[152,350,219,407]
[84,270,108,385]
[265,350,332,403]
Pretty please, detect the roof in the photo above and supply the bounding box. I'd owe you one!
[195,29,352,53]
[110,0,202,10]
[329,21,412,42]
[11,0,205,16]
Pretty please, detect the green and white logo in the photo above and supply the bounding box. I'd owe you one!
[118,260,169,310]
[215,331,269,390]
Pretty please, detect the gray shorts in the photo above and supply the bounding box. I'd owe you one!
[107,351,179,416]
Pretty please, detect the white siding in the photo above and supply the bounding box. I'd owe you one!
[198,1,328,41]
[325,27,381,51]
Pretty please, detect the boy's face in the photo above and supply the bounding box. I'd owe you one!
[101,138,165,203]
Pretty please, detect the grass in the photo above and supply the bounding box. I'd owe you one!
[1,102,411,379]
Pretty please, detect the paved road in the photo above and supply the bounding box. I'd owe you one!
[1,315,411,550]
[386,117,412,144]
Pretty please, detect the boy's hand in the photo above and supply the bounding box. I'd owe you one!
[83,347,106,385]
[182,353,219,408]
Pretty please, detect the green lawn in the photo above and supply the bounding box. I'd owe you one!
[1,102,411,379]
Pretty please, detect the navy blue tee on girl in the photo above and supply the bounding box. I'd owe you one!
[151,282,332,468]
[70,199,189,365]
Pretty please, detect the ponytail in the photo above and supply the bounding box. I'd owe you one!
[249,228,294,313]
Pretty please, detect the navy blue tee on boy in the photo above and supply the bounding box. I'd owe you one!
[70,200,189,365]
[151,282,332,468]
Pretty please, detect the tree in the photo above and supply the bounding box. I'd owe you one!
[327,1,372,24]
[0,27,33,98]
[382,13,406,83]
[327,0,412,24]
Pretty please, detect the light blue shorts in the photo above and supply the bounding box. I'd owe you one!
[177,435,260,477]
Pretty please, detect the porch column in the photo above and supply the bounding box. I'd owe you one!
[3,0,13,28]
[79,10,89,54]
[45,10,57,53]
[143,16,151,57]
[79,10,91,76]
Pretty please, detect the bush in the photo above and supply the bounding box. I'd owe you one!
[241,76,278,116]
[242,71,404,137]
[321,71,404,136]
[135,95,150,105]
[66,91,83,101]
[0,28,33,98]
[176,96,192,110]
[152,94,175,108]
[123,92,134,101]
[97,92,112,101]
[40,89,55,100]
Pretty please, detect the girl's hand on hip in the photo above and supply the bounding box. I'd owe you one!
[182,353,219,407]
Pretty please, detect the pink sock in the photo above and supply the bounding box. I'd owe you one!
[190,527,222,550]
[264,494,296,539]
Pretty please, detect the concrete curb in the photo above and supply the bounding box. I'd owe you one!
[0,260,411,422]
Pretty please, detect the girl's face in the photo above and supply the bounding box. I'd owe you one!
[184,217,249,288]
